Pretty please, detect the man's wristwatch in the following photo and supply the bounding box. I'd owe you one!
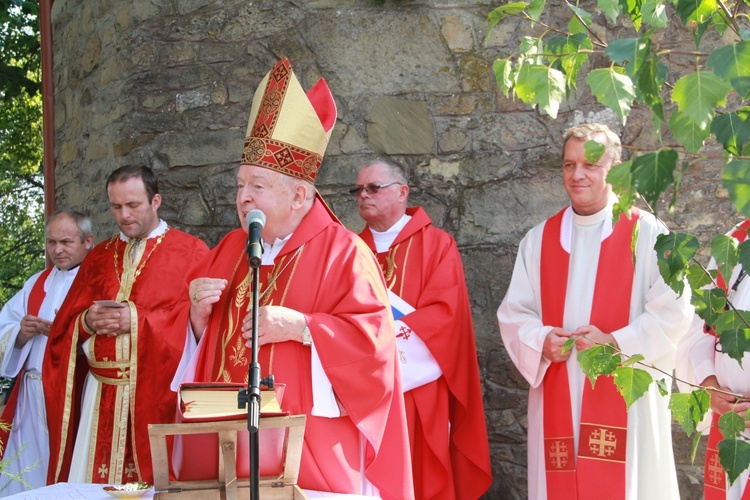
[300,324,312,346]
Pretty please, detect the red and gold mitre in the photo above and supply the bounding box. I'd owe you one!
[241,58,337,184]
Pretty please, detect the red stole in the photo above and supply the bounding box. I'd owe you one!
[705,219,750,499]
[540,207,639,499]
[0,267,53,458]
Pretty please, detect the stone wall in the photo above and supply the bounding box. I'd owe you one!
[50,0,739,497]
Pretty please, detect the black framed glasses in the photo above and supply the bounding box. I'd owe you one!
[349,182,401,196]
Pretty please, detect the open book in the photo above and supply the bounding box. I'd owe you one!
[179,383,284,421]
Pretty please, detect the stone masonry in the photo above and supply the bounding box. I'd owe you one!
[50,0,740,498]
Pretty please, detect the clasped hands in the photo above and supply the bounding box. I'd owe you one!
[85,303,131,336]
[701,375,750,429]
[542,325,619,363]
[16,315,53,347]
[189,277,307,346]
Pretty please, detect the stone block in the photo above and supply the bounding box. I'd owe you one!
[438,130,470,153]
[441,15,474,52]
[434,94,477,115]
[366,97,434,155]
[152,129,245,168]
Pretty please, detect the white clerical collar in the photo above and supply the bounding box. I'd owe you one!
[262,233,292,265]
[370,214,412,253]
[560,195,617,253]
[119,219,168,242]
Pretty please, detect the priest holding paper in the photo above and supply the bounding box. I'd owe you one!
[172,58,413,500]
[497,123,692,499]
[354,158,492,499]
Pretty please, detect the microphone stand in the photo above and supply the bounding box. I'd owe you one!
[238,237,273,500]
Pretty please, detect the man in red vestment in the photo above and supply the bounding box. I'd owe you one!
[171,58,413,500]
[354,158,492,499]
[43,166,209,485]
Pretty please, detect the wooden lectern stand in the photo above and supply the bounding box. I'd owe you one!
[148,415,307,500]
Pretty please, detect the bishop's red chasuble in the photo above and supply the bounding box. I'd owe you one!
[359,206,492,499]
[44,228,208,485]
[540,207,640,500]
[175,199,413,500]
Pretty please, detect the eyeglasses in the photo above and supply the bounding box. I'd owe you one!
[349,182,401,196]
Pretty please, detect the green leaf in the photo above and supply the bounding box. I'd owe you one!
[719,410,747,439]
[546,34,592,88]
[622,353,645,366]
[715,309,750,365]
[707,40,750,98]
[655,378,669,397]
[567,3,592,25]
[638,53,666,123]
[493,59,514,98]
[515,64,567,118]
[520,36,544,64]
[739,239,750,272]
[598,0,621,22]
[608,160,636,215]
[722,160,750,218]
[586,68,636,125]
[675,0,720,27]
[642,0,668,27]
[686,263,717,289]
[620,0,643,30]
[577,344,620,388]
[691,431,703,462]
[631,149,678,208]
[605,37,649,77]
[487,3,529,43]
[528,0,546,20]
[613,366,653,409]
[670,108,711,153]
[669,389,711,436]
[655,232,700,296]
[718,438,750,485]
[712,111,750,156]
[691,287,727,326]
[584,140,606,163]
[672,71,731,128]
[711,234,739,286]
[562,337,576,355]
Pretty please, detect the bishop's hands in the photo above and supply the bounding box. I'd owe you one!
[241,305,307,347]
[542,325,620,363]
[189,277,227,340]
[16,315,53,347]
[85,303,131,337]
[701,375,750,429]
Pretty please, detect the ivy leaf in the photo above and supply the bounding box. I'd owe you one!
[670,108,711,153]
[494,59,514,98]
[562,337,576,355]
[597,0,621,23]
[608,160,636,215]
[715,309,750,365]
[707,41,750,98]
[631,149,678,208]
[718,438,750,485]
[655,232,700,296]
[739,239,750,272]
[586,68,636,125]
[711,234,739,286]
[487,3,529,44]
[577,344,620,388]
[722,160,750,218]
[669,389,711,436]
[613,366,653,409]
[672,71,731,128]
[515,64,566,118]
[655,378,669,397]
[691,287,727,326]
[711,111,750,156]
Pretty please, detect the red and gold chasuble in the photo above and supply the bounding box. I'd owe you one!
[705,219,750,500]
[0,266,53,456]
[540,207,640,500]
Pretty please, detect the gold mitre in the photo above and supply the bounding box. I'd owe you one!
[241,58,337,184]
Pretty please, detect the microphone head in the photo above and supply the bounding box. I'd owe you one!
[245,209,266,228]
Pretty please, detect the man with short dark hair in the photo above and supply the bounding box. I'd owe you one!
[43,166,209,486]
[0,209,93,494]
[354,158,492,499]
[498,123,692,499]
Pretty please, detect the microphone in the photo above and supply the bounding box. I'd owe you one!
[245,209,265,269]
